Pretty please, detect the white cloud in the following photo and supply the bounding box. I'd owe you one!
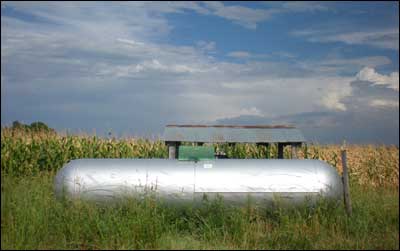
[356,67,399,91]
[318,67,399,112]
[203,2,274,29]
[238,107,263,116]
[370,99,399,108]
[330,30,399,50]
[227,51,251,58]
[298,56,393,77]
[292,29,399,50]
[215,106,264,120]
[318,77,353,111]
[201,1,331,29]
[116,38,144,46]
[281,1,329,12]
[97,59,214,77]
[196,40,216,53]
[321,92,348,111]
[219,76,354,115]
[226,51,272,60]
[146,1,212,15]
[272,51,296,59]
[320,56,391,68]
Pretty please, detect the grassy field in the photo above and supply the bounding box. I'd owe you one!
[1,128,399,249]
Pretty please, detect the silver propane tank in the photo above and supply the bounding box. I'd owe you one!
[54,158,343,207]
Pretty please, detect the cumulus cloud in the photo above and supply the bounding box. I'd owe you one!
[321,93,348,111]
[319,67,399,111]
[317,77,353,111]
[215,73,399,144]
[356,67,399,91]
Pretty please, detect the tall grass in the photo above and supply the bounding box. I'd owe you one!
[1,174,399,250]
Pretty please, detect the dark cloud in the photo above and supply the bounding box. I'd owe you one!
[215,110,399,145]
[215,79,399,145]
[342,80,399,109]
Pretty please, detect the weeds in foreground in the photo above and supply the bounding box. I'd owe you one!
[1,174,398,250]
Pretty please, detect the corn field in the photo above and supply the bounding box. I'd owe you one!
[1,127,398,188]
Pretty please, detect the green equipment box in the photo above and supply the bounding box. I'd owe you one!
[178,146,215,161]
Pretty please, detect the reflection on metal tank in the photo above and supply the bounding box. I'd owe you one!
[54,159,343,207]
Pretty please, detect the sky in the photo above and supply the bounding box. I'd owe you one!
[1,1,399,144]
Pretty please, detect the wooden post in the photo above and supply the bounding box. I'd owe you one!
[341,140,352,216]
[167,141,180,159]
[277,143,284,159]
[168,141,177,159]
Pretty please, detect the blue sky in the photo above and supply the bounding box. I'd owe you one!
[1,1,399,144]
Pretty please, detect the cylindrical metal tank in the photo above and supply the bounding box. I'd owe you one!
[54,159,343,207]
